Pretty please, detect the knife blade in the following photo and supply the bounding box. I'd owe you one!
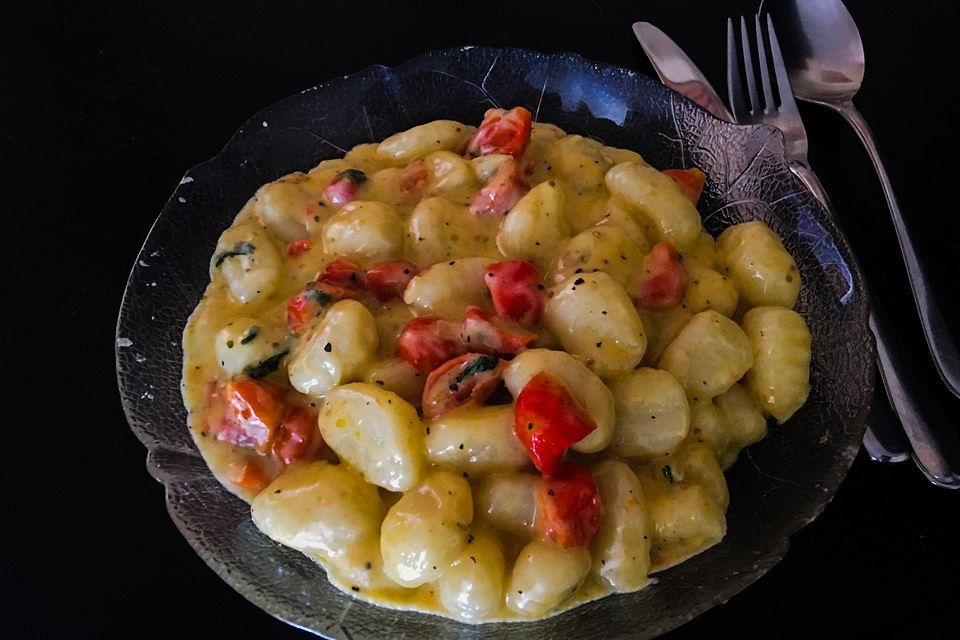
[632,21,735,122]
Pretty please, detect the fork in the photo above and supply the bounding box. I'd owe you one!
[726,14,960,488]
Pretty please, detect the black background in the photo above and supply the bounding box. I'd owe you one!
[4,0,960,637]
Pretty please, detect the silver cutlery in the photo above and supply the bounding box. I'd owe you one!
[632,20,908,465]
[764,0,960,399]
[727,13,960,488]
[632,22,734,122]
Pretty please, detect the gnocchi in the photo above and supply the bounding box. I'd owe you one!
[605,162,702,250]
[319,383,425,491]
[183,111,812,623]
[717,221,801,308]
[380,471,473,587]
[742,306,812,422]
[543,272,647,378]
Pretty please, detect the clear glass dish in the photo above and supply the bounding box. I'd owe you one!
[116,46,873,639]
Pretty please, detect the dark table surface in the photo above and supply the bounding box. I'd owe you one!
[5,0,959,637]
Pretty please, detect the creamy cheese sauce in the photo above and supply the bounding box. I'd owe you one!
[182,113,811,623]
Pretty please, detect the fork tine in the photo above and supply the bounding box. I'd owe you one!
[738,16,759,113]
[726,18,748,122]
[764,14,800,115]
[754,14,776,113]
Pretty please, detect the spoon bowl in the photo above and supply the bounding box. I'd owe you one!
[766,0,865,102]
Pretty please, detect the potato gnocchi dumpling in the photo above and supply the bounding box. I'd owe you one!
[590,460,651,592]
[183,110,811,623]
[255,172,326,242]
[605,162,702,250]
[408,197,496,265]
[376,120,474,163]
[718,221,801,308]
[426,404,530,474]
[210,223,282,304]
[287,300,378,396]
[403,256,491,318]
[505,540,592,617]
[214,318,289,378]
[742,306,812,423]
[543,271,647,378]
[546,225,644,290]
[474,471,539,537]
[319,383,424,492]
[659,310,754,398]
[608,368,690,460]
[438,531,506,621]
[380,471,473,587]
[496,180,570,273]
[322,200,405,261]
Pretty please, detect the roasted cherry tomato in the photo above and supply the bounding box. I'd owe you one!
[460,306,536,358]
[366,261,420,302]
[633,241,688,309]
[466,107,533,157]
[663,168,707,204]
[226,459,270,493]
[421,353,506,420]
[321,168,367,206]
[484,260,543,326]
[317,257,367,291]
[210,378,286,452]
[399,159,429,196]
[286,238,313,257]
[286,281,356,333]
[396,316,465,373]
[468,157,529,217]
[536,461,602,548]
[513,372,596,475]
[272,407,322,466]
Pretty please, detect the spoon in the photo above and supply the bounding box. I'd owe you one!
[765,0,960,399]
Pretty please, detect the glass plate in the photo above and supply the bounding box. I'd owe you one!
[116,46,873,639]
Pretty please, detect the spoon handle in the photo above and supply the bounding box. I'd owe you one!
[832,101,960,399]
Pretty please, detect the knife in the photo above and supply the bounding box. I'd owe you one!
[632,22,734,122]
[632,20,912,464]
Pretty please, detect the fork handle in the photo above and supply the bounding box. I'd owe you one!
[830,101,960,399]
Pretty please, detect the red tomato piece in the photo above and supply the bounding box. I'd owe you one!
[514,372,597,476]
[536,461,602,548]
[633,241,688,310]
[366,261,420,302]
[317,257,367,291]
[484,260,544,326]
[272,407,322,466]
[321,168,367,206]
[468,157,529,217]
[286,238,313,257]
[466,107,533,157]
[663,168,707,205]
[286,281,358,334]
[210,378,286,452]
[460,306,536,358]
[396,316,466,373]
[421,353,506,420]
[226,460,270,493]
[400,159,429,196]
